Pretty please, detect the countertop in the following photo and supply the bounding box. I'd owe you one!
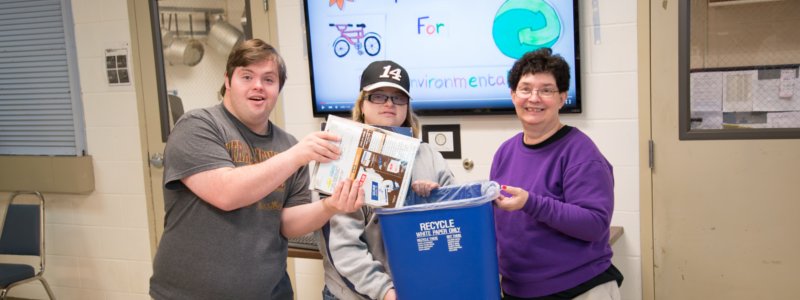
[289,226,624,259]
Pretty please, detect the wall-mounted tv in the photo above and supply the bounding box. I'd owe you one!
[303,0,581,117]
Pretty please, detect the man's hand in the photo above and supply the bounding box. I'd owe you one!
[494,184,529,211]
[322,178,364,214]
[290,131,341,166]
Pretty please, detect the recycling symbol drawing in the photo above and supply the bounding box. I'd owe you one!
[492,0,562,59]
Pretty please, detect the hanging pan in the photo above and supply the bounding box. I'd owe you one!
[164,13,204,66]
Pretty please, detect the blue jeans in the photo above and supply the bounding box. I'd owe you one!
[322,285,340,300]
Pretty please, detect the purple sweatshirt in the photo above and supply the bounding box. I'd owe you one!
[490,127,614,298]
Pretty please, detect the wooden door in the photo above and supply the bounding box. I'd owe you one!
[129,0,281,255]
[646,1,800,299]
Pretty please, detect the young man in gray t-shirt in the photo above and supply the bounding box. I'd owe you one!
[150,39,364,300]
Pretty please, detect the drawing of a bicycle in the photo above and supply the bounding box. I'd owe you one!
[329,23,381,57]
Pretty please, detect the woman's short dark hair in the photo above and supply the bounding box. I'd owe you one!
[507,48,571,92]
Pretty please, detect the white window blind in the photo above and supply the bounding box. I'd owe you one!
[0,0,86,156]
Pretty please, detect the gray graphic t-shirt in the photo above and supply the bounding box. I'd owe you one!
[150,104,310,300]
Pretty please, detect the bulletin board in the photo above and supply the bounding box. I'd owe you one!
[678,0,800,140]
[688,65,800,131]
[680,64,800,140]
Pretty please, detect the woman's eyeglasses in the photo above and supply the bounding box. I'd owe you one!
[367,93,409,105]
[514,88,560,99]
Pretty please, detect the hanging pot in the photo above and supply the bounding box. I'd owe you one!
[163,13,204,67]
[162,30,177,49]
[161,13,176,49]
[207,20,244,55]
[164,38,204,66]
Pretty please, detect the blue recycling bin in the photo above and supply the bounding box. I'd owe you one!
[375,181,501,300]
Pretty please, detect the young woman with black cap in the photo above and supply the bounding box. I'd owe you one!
[316,60,455,300]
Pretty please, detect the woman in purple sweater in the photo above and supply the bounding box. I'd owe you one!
[491,48,623,300]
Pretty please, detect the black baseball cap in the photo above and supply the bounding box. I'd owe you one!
[360,60,411,97]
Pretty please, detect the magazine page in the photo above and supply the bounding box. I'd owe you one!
[311,115,420,208]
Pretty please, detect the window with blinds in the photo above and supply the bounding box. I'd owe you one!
[0,0,86,156]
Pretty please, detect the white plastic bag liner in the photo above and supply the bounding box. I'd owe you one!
[375,180,499,215]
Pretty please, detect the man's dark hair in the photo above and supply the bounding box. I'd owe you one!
[219,39,288,97]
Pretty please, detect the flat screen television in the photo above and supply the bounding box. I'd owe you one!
[303,0,581,117]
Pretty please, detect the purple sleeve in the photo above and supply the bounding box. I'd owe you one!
[489,138,510,182]
[522,160,614,242]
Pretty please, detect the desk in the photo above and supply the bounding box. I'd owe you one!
[288,226,624,259]
[609,226,624,245]
[288,247,322,260]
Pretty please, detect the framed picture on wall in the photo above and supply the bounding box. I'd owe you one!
[421,124,461,159]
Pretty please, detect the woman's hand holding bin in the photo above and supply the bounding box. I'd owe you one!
[494,184,529,211]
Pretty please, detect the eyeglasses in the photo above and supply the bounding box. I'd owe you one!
[367,93,409,105]
[514,88,560,99]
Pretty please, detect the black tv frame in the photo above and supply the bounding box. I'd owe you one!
[302,0,581,117]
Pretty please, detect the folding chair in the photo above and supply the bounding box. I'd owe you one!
[0,191,55,300]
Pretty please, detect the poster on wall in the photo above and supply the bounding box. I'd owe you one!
[105,42,131,86]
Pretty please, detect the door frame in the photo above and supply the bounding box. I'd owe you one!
[127,0,162,256]
[637,1,654,300]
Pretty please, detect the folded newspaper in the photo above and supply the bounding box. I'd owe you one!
[311,115,420,208]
